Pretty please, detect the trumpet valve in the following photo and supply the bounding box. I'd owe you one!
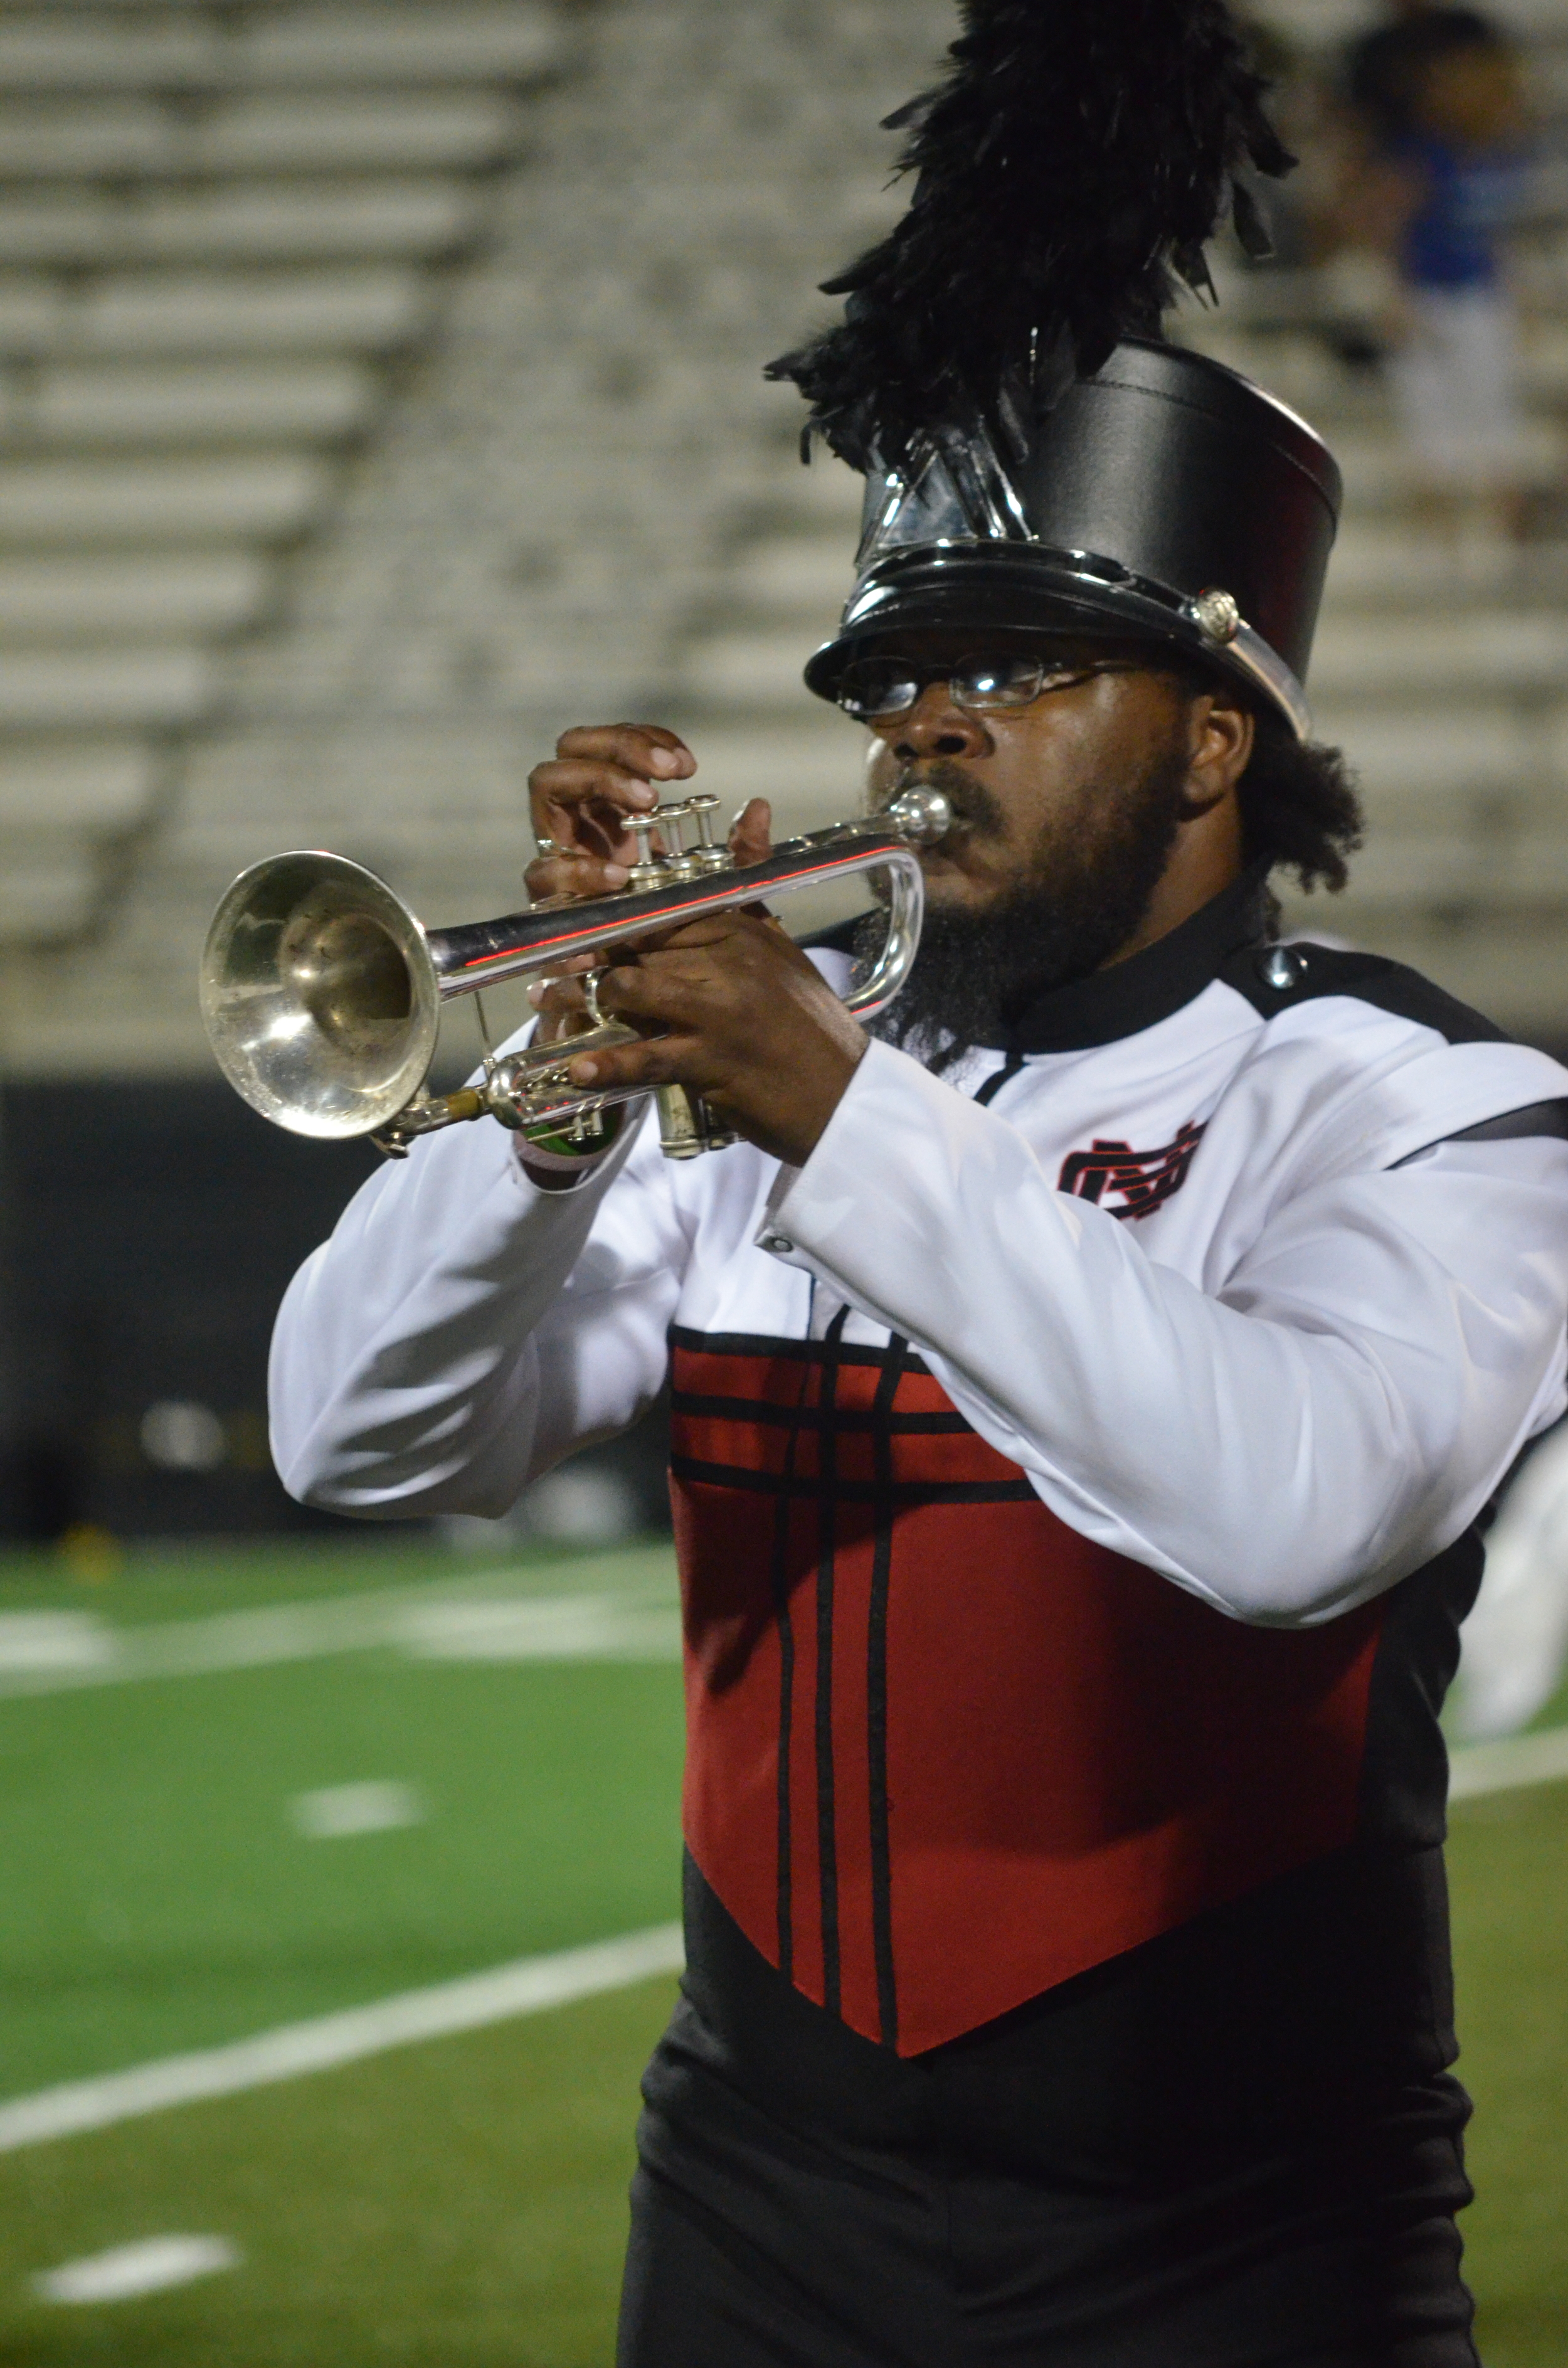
[686,793,731,873]
[653,800,699,883]
[625,815,669,890]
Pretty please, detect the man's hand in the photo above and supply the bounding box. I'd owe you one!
[541,910,869,1169]
[522,721,867,1167]
[526,723,770,901]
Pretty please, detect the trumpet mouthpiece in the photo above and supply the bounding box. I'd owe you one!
[884,786,953,847]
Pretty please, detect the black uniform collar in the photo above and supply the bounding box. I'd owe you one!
[997,863,1273,1056]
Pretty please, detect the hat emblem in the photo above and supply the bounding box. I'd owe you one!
[1192,587,1242,645]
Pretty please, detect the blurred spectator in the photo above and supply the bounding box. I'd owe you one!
[1346,2,1496,149]
[1327,6,1532,538]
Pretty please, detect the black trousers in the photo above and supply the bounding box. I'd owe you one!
[617,1861,1480,2368]
[618,2068,1478,2368]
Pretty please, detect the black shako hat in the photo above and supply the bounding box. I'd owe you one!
[802,339,1341,741]
[767,2,1342,743]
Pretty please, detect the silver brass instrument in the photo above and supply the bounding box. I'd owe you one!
[199,786,951,1162]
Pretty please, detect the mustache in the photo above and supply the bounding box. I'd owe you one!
[881,759,1004,841]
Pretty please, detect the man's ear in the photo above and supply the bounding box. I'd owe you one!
[1182,690,1254,817]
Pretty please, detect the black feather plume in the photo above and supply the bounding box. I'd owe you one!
[766,1,1292,472]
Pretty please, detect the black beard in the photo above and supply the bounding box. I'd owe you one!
[864,738,1191,1075]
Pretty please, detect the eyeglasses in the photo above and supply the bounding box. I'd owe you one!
[834,650,1140,725]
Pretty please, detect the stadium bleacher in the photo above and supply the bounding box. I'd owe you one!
[0,0,570,1055]
[6,0,1568,1077]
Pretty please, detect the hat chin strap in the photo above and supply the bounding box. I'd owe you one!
[837,541,1313,744]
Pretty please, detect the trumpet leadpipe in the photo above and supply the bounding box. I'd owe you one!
[425,801,945,1013]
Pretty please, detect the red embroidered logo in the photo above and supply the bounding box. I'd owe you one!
[1057,1122,1207,1220]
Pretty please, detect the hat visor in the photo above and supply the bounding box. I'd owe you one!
[802,546,1310,739]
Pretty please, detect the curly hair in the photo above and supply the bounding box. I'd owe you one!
[1158,654,1364,905]
[1236,713,1364,900]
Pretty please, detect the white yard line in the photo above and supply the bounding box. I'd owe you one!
[1449,1724,1568,1800]
[0,1923,684,2155]
[0,1563,679,1700]
[33,2235,241,2305]
[289,1781,426,1839]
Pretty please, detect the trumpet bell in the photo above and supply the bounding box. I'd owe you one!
[200,851,439,1140]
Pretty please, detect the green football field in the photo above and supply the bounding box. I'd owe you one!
[0,1536,1561,2367]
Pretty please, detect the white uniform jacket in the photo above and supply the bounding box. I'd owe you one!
[273,876,1568,1625]
[272,871,1568,2052]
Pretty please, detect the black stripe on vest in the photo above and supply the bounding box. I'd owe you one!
[670,1389,972,1436]
[867,1330,908,2048]
[768,1352,816,1982]
[669,1457,1037,1505]
[815,1307,850,2018]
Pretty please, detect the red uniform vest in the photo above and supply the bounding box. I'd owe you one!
[670,1324,1385,2058]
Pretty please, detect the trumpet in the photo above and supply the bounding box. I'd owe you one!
[199,785,951,1162]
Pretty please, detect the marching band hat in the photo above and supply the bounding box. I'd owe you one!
[768,1,1340,742]
[802,339,1342,743]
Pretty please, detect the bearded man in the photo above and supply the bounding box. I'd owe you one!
[267,6,1568,2362]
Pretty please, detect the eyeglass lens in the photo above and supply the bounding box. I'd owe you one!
[835,653,1098,721]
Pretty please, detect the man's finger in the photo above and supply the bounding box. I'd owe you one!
[527,974,596,1047]
[564,1034,689,1094]
[528,975,593,1018]
[530,809,640,872]
[527,958,597,997]
[551,725,696,783]
[529,756,660,816]
[600,911,812,974]
[592,960,704,1027]
[729,797,773,868]
[593,912,753,959]
[529,770,654,867]
[526,849,630,899]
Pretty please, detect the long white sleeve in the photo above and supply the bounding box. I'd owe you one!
[270,975,1568,1622]
[270,1102,688,1517]
[768,1040,1568,1626]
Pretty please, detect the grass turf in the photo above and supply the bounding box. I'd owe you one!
[0,1977,676,2367]
[0,1655,686,2093]
[1448,1780,1568,2368]
[0,1540,1562,2362]
[0,1534,670,1624]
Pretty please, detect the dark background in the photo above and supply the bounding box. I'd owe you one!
[0,1081,671,1542]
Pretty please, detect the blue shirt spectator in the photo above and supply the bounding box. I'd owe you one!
[1401,137,1528,289]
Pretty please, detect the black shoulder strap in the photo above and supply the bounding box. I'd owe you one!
[1218,940,1510,1047]
[974,1057,1025,1108]
[1392,1099,1568,1165]
[1226,940,1568,1154]
[1446,1100,1568,1145]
